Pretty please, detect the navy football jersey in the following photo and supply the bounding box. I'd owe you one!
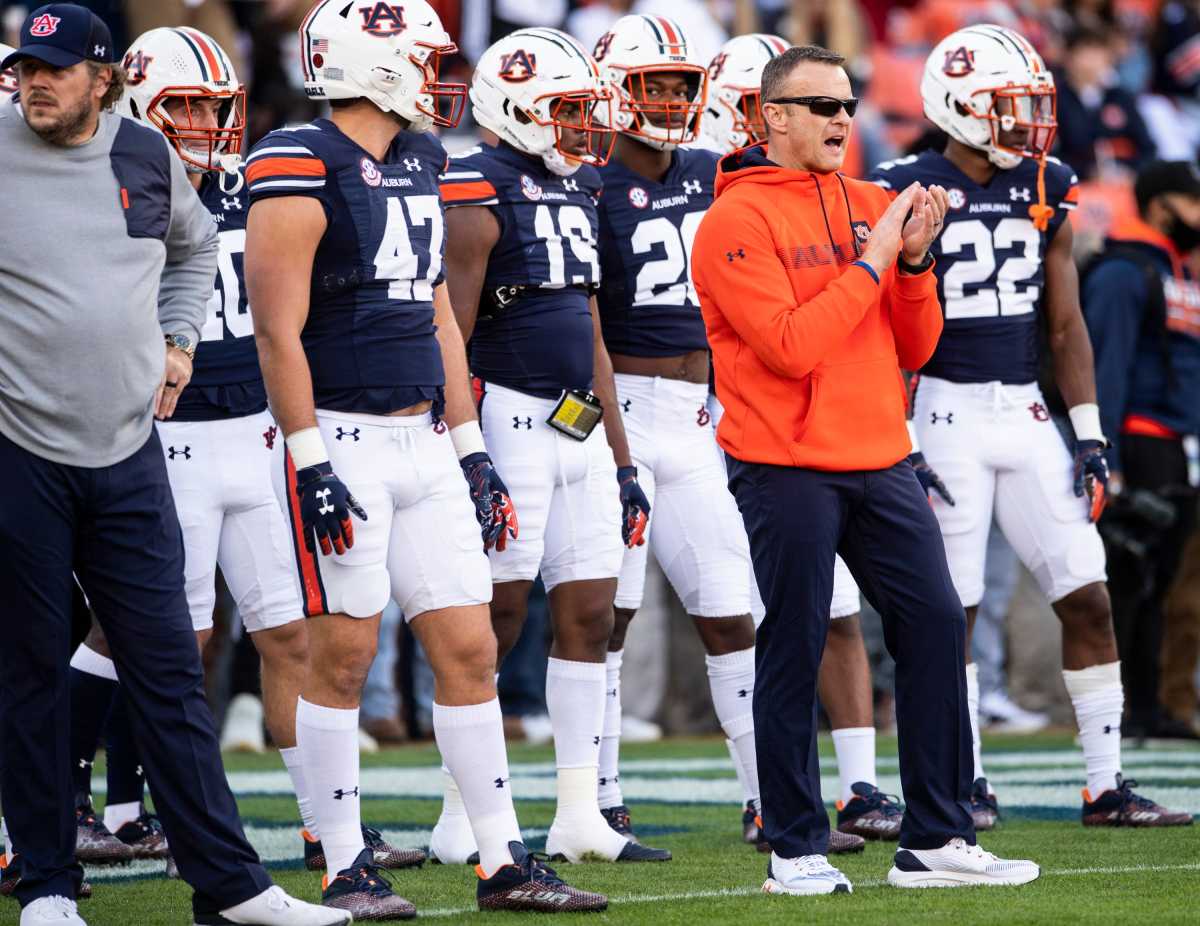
[596,147,718,357]
[174,168,268,422]
[439,143,601,399]
[245,119,447,414]
[868,150,1079,384]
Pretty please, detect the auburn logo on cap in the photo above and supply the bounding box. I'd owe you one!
[29,13,61,36]
[499,49,536,82]
[942,46,975,78]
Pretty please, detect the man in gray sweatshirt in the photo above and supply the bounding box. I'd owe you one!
[0,6,348,926]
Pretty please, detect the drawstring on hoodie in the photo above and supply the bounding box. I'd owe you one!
[813,173,863,262]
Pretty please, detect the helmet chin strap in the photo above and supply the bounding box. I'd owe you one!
[217,154,245,195]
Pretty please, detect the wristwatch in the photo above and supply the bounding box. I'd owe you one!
[164,333,196,360]
[897,251,935,275]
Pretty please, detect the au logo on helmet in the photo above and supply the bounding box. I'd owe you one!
[498,49,537,83]
[593,32,614,62]
[708,52,728,80]
[124,50,153,86]
[942,46,975,78]
[359,2,407,37]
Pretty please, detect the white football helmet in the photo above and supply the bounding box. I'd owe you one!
[299,0,465,133]
[472,28,613,176]
[591,14,707,151]
[704,33,789,153]
[921,24,1056,170]
[117,28,245,174]
[0,44,16,97]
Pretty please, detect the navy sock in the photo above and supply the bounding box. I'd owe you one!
[105,689,146,806]
[69,666,118,801]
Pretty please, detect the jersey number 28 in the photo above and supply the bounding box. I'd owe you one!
[632,212,704,307]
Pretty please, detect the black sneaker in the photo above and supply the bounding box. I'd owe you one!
[594,806,671,861]
[477,842,607,912]
[600,805,635,838]
[836,782,904,840]
[0,852,19,898]
[741,802,760,845]
[970,777,999,831]
[75,800,134,865]
[1082,774,1194,827]
[321,847,416,920]
[112,806,170,860]
[305,825,426,871]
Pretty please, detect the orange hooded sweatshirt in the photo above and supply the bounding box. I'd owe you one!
[694,144,943,471]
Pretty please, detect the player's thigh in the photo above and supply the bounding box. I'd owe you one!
[541,423,624,592]
[994,423,1107,603]
[270,414,393,620]
[386,426,492,621]
[830,554,862,619]
[614,464,657,613]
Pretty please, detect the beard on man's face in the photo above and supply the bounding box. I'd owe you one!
[24,90,97,146]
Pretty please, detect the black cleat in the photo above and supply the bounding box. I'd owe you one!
[305,825,426,871]
[616,839,671,862]
[477,842,607,912]
[741,802,760,845]
[321,848,416,920]
[970,777,999,831]
[1,853,19,898]
[112,806,170,860]
[1083,774,1194,827]
[600,805,635,838]
[836,782,904,840]
[75,800,134,865]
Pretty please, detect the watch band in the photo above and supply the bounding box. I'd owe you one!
[897,252,934,275]
[165,334,196,360]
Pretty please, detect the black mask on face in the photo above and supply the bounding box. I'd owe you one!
[1166,208,1200,254]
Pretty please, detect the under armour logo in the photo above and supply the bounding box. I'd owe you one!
[494,776,510,789]
[336,427,361,441]
[598,774,619,785]
[607,687,618,697]
[697,406,711,427]
[403,157,422,172]
[221,196,242,211]
[737,688,751,698]
[263,425,277,449]
[78,758,93,770]
[593,735,601,745]
[563,178,579,192]
[512,416,532,429]
[333,787,359,800]
[930,412,954,425]
[683,179,702,195]
[93,44,106,57]
[1009,186,1031,202]
[316,488,334,515]
[1103,724,1118,735]
[726,249,745,262]
[135,764,144,778]
[1028,402,1050,422]
[620,399,632,412]
[167,445,191,460]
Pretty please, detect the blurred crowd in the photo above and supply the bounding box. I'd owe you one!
[5,0,1199,746]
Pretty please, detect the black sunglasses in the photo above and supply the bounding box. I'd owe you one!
[768,96,858,118]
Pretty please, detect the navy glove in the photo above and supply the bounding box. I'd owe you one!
[294,461,367,556]
[461,452,519,551]
[1073,439,1109,522]
[909,451,955,506]
[617,465,650,547]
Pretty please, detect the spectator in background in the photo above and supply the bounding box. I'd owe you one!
[1082,161,1200,738]
[1143,0,1200,160]
[1055,28,1155,181]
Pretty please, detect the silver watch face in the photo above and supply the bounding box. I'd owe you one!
[170,334,192,352]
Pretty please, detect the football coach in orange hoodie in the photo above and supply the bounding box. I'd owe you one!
[694,45,1041,894]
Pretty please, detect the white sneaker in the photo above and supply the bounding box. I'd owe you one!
[429,810,478,865]
[979,691,1050,733]
[545,816,631,863]
[761,853,852,895]
[203,886,352,925]
[20,897,86,925]
[219,694,265,753]
[518,713,554,745]
[620,715,663,743]
[887,838,1040,888]
[357,726,380,754]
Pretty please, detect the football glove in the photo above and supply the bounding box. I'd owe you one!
[461,452,519,551]
[1073,439,1109,522]
[909,452,955,506]
[618,465,650,548]
[294,462,367,556]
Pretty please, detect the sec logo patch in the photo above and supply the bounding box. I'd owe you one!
[947,187,966,209]
[360,157,382,187]
[629,187,648,209]
[520,174,543,200]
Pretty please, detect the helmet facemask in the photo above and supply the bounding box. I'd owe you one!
[614,65,707,150]
[982,87,1056,165]
[407,42,466,130]
[143,86,246,173]
[519,90,615,175]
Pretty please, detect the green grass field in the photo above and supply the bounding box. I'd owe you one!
[5,732,1198,925]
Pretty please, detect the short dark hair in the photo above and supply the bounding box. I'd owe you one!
[761,45,846,105]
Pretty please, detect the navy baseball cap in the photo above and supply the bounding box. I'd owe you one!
[1,4,115,71]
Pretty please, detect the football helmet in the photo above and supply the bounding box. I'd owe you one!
[704,33,789,153]
[0,43,16,97]
[117,28,245,175]
[921,23,1056,170]
[592,14,707,151]
[472,28,613,176]
[299,0,465,133]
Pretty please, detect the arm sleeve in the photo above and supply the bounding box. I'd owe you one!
[158,150,217,346]
[885,261,943,371]
[1081,259,1146,470]
[693,201,882,379]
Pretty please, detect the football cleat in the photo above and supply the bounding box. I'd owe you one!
[829,829,866,855]
[1082,775,1194,827]
[887,838,1039,888]
[1,852,20,897]
[600,805,672,857]
[112,806,170,860]
[970,777,999,831]
[78,879,92,900]
[836,782,904,840]
[304,826,426,871]
[741,802,760,844]
[321,848,416,921]
[194,885,352,925]
[75,801,134,865]
[476,841,608,912]
[761,853,852,895]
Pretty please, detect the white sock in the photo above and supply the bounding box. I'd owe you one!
[727,739,754,809]
[1062,661,1124,798]
[432,699,521,878]
[296,697,364,879]
[831,727,876,805]
[965,662,986,782]
[102,801,140,834]
[2,816,11,857]
[440,766,467,817]
[70,644,119,681]
[598,650,624,810]
[705,647,759,807]
[280,746,317,837]
[546,658,606,773]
